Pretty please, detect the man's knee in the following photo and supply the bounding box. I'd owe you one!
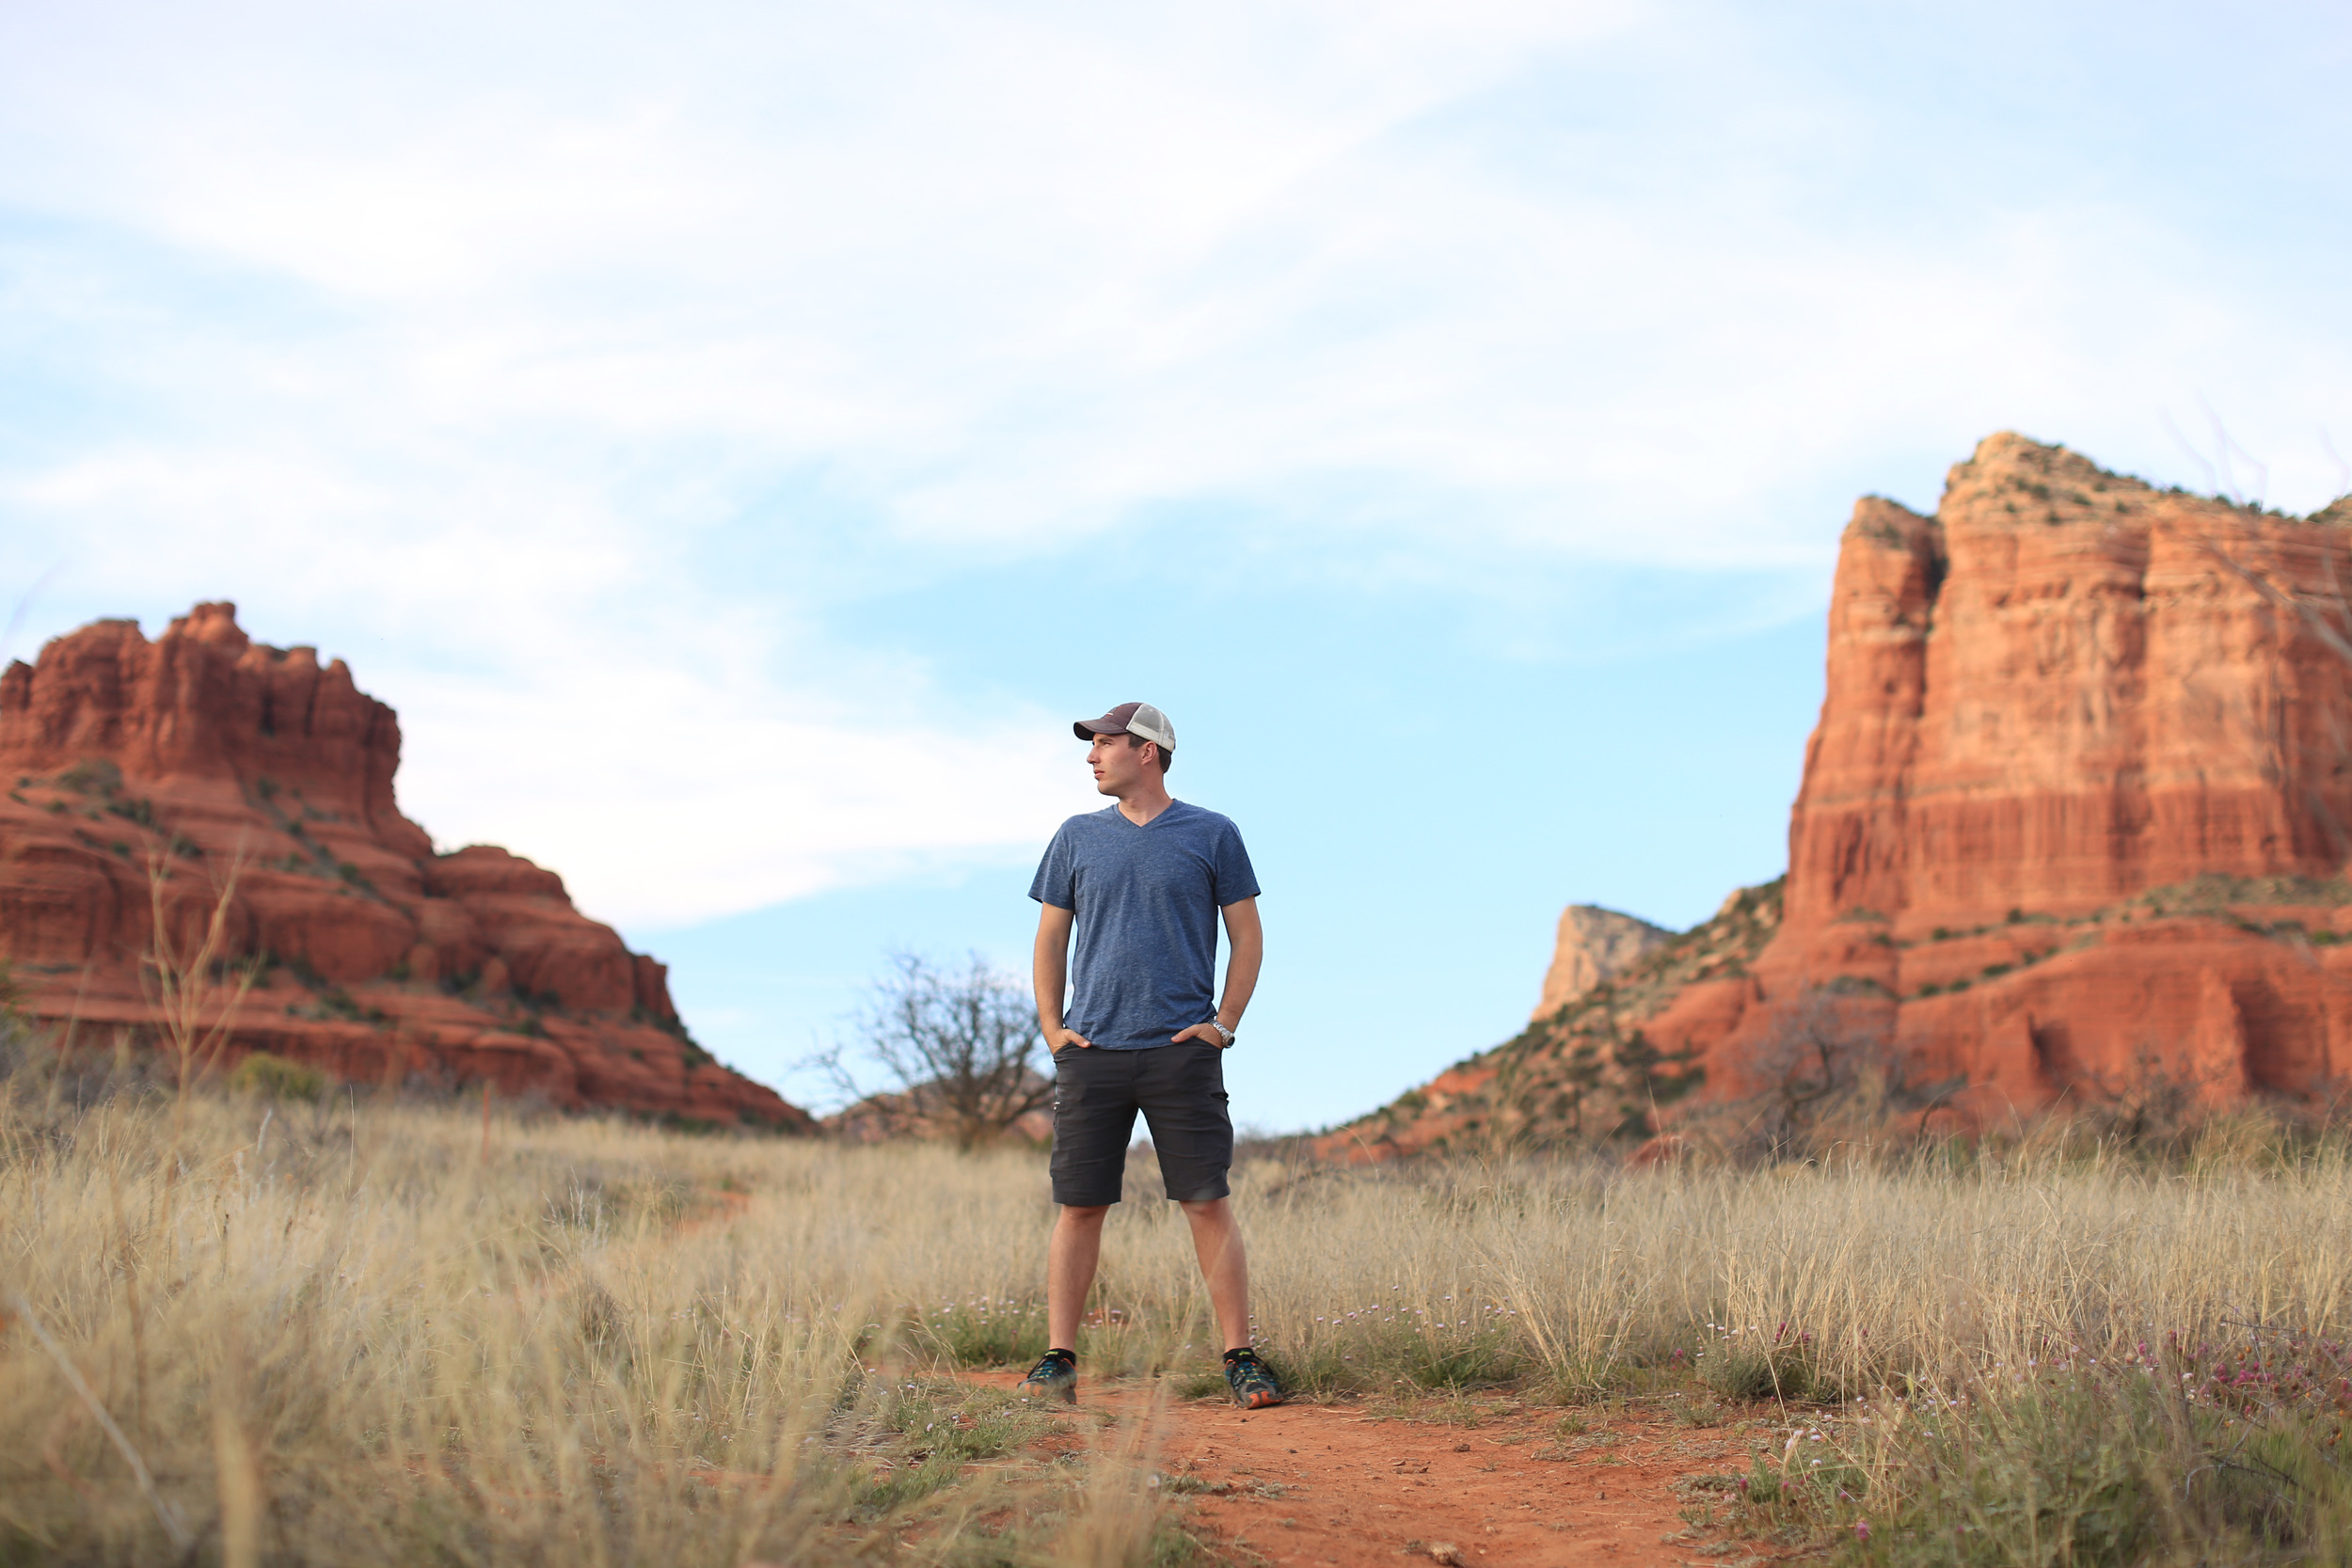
[1178,1196,1232,1224]
[1057,1204,1112,1228]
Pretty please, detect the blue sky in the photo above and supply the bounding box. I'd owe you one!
[4,0,2348,1127]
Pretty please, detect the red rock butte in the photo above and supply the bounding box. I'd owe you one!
[1325,435,2352,1157]
[0,602,808,1129]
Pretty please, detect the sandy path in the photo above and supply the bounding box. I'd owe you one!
[968,1371,1769,1566]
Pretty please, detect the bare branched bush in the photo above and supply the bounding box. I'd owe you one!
[1753,991,1874,1137]
[827,951,1050,1149]
[2068,1045,2214,1156]
[1676,990,1960,1162]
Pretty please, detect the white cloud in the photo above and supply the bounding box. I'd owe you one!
[390,660,1086,930]
[3,0,2348,925]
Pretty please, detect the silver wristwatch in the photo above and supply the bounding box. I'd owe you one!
[1207,1021,1235,1046]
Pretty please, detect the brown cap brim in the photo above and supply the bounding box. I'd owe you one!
[1074,701,1143,742]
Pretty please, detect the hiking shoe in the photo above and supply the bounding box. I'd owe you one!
[1224,1353,1285,1409]
[1017,1353,1077,1403]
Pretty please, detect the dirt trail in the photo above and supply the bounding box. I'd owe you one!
[968,1372,1770,1566]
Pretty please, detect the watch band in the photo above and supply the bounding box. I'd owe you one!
[1208,1021,1235,1045]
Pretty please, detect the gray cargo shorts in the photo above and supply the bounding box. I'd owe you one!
[1048,1042,1233,1206]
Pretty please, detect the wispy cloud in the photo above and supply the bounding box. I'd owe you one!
[4,0,2347,929]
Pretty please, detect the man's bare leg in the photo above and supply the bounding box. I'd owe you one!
[1180,1197,1251,1350]
[1047,1204,1110,1352]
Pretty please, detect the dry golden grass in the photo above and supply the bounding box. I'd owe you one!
[0,1053,1170,1567]
[11,1035,2352,1564]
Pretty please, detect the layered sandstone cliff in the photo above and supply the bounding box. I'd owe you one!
[0,603,808,1129]
[1324,436,2352,1156]
[1532,906,1673,1020]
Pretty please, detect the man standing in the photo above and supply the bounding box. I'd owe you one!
[1017,702,1282,1409]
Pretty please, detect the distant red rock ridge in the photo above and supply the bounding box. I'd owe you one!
[0,602,808,1129]
[1323,434,2352,1157]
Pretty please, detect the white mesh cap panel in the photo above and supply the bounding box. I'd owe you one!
[1129,704,1175,750]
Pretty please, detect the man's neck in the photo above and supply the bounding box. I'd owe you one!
[1113,784,1174,826]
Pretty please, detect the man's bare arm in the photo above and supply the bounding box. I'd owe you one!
[1033,902,1091,1049]
[1174,896,1262,1047]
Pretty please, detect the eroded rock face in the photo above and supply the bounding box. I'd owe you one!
[1737,434,2352,1117]
[1785,434,2352,937]
[1324,436,2352,1155]
[1532,905,1673,1021]
[0,604,808,1130]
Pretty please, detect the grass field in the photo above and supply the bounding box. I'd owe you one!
[9,1028,2352,1565]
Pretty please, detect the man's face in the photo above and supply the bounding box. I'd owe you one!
[1087,732,1152,795]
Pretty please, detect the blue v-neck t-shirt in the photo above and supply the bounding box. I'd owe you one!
[1028,800,1261,1051]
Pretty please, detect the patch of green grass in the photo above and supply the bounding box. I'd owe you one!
[853,1451,968,1513]
[1302,1324,1523,1393]
[1733,1335,2352,1567]
[1420,1389,1489,1427]
[852,1378,1057,1514]
[897,1386,1042,1461]
[1363,1316,1525,1392]
[1172,1369,1230,1401]
[1698,1327,1818,1402]
[910,1296,1050,1369]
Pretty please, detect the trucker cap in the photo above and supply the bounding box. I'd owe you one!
[1073,701,1175,752]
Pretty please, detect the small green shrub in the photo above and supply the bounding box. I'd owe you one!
[1699,1324,1816,1402]
[230,1053,326,1101]
[1401,1328,1521,1389]
[59,758,122,795]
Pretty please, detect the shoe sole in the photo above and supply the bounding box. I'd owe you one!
[1018,1381,1077,1404]
[1234,1387,1285,1409]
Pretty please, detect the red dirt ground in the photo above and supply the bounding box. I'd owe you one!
[967,1371,1783,1566]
